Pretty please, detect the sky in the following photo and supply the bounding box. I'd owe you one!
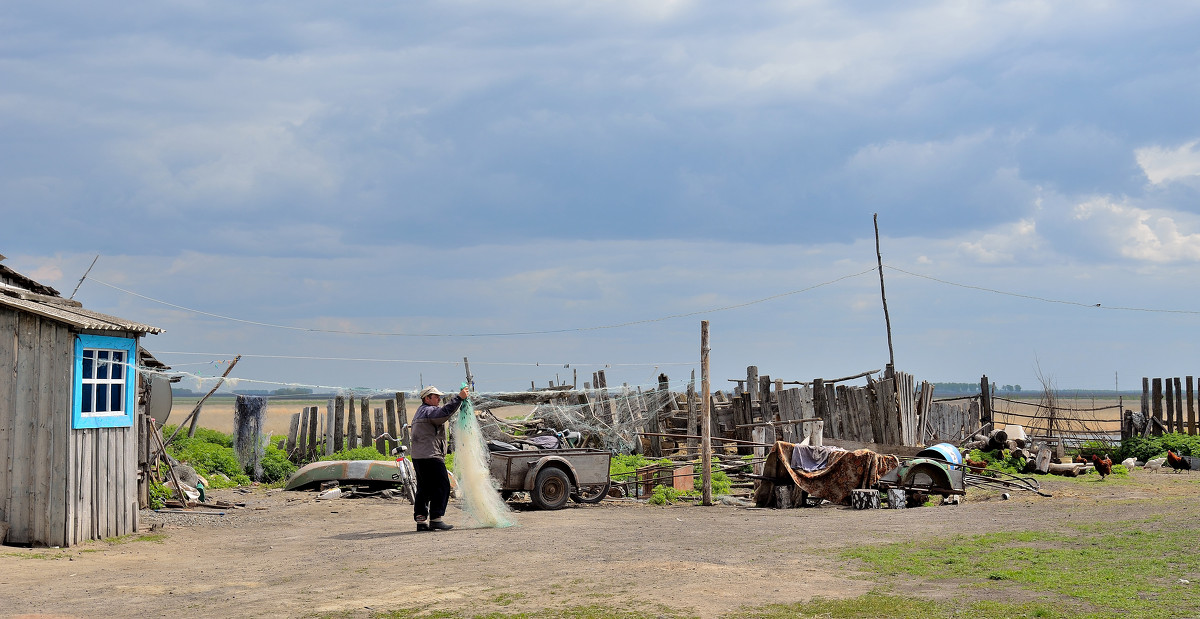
[4,1,1200,396]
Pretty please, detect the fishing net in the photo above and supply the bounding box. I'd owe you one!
[453,396,517,528]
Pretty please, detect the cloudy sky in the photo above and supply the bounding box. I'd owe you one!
[4,1,1200,395]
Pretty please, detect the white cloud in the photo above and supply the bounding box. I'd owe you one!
[1073,197,1200,262]
[1135,140,1200,185]
[956,218,1043,264]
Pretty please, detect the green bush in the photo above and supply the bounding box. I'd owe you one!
[148,480,173,509]
[968,448,1026,475]
[1116,433,1200,463]
[259,445,298,484]
[320,446,393,462]
[170,439,250,486]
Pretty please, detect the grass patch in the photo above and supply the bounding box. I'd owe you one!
[107,532,169,544]
[841,517,1200,618]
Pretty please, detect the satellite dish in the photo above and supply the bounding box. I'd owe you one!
[148,374,174,425]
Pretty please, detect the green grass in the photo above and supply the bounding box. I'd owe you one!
[841,517,1200,619]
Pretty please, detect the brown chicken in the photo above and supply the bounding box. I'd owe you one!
[1091,454,1112,480]
[1166,450,1193,473]
[1072,454,1088,464]
[964,457,989,475]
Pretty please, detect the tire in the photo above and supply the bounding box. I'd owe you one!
[531,466,571,510]
[570,480,610,504]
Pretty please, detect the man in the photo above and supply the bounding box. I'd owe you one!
[410,384,470,531]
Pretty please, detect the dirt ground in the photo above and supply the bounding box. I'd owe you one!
[2,471,1197,618]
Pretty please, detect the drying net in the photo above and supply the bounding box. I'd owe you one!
[452,395,517,528]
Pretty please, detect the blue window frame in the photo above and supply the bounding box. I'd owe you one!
[73,334,136,429]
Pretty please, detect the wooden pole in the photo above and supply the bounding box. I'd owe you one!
[686,369,698,453]
[1152,378,1163,437]
[1174,377,1184,433]
[167,355,240,442]
[1189,376,1197,436]
[464,356,474,390]
[873,213,895,370]
[700,320,712,506]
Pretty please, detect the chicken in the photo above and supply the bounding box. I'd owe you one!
[1091,454,1112,480]
[964,457,989,475]
[1072,454,1088,464]
[1167,450,1194,473]
[1145,457,1166,473]
[1121,457,1137,470]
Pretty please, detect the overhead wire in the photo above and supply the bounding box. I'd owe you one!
[84,268,877,338]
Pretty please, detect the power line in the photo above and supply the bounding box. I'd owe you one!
[85,268,877,337]
[884,264,1200,315]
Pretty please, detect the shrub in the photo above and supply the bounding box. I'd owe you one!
[259,445,297,484]
[148,480,172,509]
[320,446,393,462]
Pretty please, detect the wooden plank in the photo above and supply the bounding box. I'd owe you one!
[1174,377,1184,434]
[812,378,829,439]
[345,396,357,449]
[360,398,371,449]
[396,393,410,451]
[384,399,398,454]
[333,396,345,453]
[7,312,40,544]
[686,371,698,452]
[287,413,301,458]
[374,408,386,454]
[1189,376,1197,436]
[1165,378,1175,434]
[297,408,309,459]
[1152,378,1163,436]
[49,324,72,546]
[878,378,899,446]
[0,308,16,531]
[758,374,771,423]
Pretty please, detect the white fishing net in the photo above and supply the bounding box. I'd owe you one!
[453,397,517,528]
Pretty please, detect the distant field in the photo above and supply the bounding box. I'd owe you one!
[167,395,418,437]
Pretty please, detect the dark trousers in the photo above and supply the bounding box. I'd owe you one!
[412,458,451,521]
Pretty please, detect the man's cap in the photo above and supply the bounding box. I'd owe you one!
[419,386,445,399]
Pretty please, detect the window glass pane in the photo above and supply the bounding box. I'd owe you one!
[111,354,123,380]
[83,351,93,379]
[82,384,93,413]
[111,384,123,413]
[97,355,108,380]
[96,385,108,412]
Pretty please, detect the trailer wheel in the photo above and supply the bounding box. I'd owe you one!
[571,481,610,504]
[531,467,571,510]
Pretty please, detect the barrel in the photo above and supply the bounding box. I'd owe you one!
[916,442,963,469]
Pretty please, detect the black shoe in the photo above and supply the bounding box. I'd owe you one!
[416,522,430,532]
[429,520,454,531]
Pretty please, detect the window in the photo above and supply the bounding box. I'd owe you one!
[73,334,136,429]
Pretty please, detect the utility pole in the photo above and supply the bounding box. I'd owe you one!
[874,214,895,374]
[700,320,713,506]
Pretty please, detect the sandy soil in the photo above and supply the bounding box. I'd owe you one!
[2,471,1197,618]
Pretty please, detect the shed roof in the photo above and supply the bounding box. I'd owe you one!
[0,256,61,296]
[0,292,163,334]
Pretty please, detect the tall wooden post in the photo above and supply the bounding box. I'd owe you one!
[334,396,345,453]
[385,399,399,453]
[307,405,318,458]
[1166,379,1176,434]
[1152,378,1163,436]
[1189,376,1197,436]
[396,392,410,450]
[686,369,698,453]
[1174,377,1184,433]
[874,213,895,370]
[979,375,993,427]
[700,320,712,506]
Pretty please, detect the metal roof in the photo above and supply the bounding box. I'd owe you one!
[0,292,163,335]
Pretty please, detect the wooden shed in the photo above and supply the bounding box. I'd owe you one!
[0,256,162,547]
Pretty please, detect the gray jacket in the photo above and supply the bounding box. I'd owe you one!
[410,395,463,460]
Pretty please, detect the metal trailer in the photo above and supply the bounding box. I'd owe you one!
[488,448,612,510]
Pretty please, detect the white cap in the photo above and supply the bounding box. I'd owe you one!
[419,386,445,399]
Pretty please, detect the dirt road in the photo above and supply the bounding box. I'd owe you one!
[2,472,1195,618]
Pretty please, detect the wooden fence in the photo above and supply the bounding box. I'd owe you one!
[1141,376,1199,436]
[283,393,410,462]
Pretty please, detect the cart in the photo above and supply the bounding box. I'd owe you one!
[488,448,612,510]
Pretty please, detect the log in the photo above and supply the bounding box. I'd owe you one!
[851,489,881,510]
